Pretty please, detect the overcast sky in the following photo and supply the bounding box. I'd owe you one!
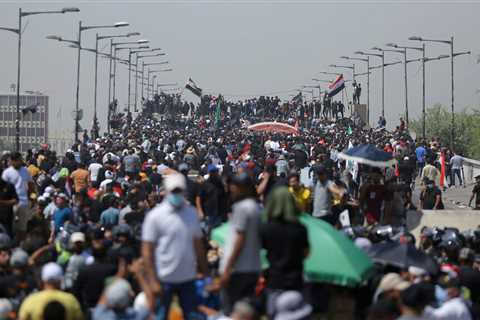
[0,0,479,140]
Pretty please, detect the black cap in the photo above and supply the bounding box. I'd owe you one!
[230,172,254,187]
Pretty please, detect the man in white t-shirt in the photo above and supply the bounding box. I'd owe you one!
[142,173,208,318]
[1,152,33,240]
[88,159,103,188]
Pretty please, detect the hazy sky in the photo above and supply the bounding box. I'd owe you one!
[0,0,479,141]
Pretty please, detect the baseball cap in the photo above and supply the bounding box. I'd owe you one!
[178,163,190,173]
[70,232,86,244]
[105,278,132,309]
[41,262,63,282]
[230,172,254,188]
[10,248,28,268]
[104,170,114,179]
[0,299,12,319]
[208,164,219,173]
[164,173,186,192]
[0,234,11,251]
[377,273,411,293]
[274,291,312,320]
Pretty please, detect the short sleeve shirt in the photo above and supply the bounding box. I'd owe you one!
[2,166,32,206]
[220,198,261,274]
[142,201,202,283]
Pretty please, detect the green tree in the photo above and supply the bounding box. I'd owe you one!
[410,104,480,159]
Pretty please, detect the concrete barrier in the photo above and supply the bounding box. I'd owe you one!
[408,210,480,241]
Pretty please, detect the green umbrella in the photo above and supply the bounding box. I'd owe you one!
[211,213,374,287]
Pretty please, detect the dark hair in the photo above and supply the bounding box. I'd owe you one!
[10,152,22,161]
[43,300,66,320]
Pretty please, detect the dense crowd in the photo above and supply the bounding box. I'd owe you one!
[0,94,480,320]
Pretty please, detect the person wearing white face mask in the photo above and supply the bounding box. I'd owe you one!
[141,173,209,318]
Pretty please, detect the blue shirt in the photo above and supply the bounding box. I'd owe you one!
[92,305,149,320]
[54,207,72,232]
[100,207,120,227]
[415,146,426,163]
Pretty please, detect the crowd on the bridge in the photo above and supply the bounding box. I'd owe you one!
[0,93,480,320]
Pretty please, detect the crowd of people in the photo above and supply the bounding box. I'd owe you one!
[0,93,479,320]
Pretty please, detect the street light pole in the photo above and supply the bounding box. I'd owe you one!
[422,44,426,140]
[74,21,82,142]
[107,38,113,134]
[16,8,22,151]
[450,36,454,149]
[128,49,133,114]
[381,51,385,117]
[92,33,99,139]
[1,7,79,151]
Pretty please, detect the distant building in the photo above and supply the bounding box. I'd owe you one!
[0,92,49,152]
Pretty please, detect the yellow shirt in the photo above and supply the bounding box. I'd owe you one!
[18,289,83,320]
[289,186,311,212]
[27,164,40,178]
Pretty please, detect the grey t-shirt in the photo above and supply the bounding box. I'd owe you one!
[450,155,464,170]
[142,201,202,283]
[312,180,334,218]
[123,154,140,173]
[220,198,261,274]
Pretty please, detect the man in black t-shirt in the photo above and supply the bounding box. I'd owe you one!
[0,169,18,237]
[469,175,480,210]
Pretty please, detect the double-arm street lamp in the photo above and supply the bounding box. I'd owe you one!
[95,32,140,136]
[354,50,386,118]
[409,36,470,148]
[144,63,170,98]
[111,40,148,105]
[136,51,164,110]
[0,7,79,151]
[48,21,129,141]
[372,46,413,126]
[146,69,173,98]
[340,56,370,123]
[329,64,356,81]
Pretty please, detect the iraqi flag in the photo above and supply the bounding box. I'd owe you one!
[327,74,345,98]
[185,78,202,97]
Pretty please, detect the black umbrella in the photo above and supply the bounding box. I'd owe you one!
[367,241,439,276]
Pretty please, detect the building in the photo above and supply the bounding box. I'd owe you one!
[0,92,49,152]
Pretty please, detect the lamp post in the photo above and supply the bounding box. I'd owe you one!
[0,7,79,151]
[386,43,425,137]
[93,32,140,135]
[135,50,164,111]
[409,36,470,148]
[355,51,386,118]
[340,56,370,124]
[147,69,173,98]
[127,46,154,114]
[329,64,356,81]
[317,71,342,76]
[111,40,149,107]
[143,62,170,98]
[372,46,411,126]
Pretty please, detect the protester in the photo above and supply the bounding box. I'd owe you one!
[0,91,477,319]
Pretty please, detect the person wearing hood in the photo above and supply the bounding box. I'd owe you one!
[260,187,309,317]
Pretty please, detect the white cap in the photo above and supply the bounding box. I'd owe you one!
[45,186,55,194]
[41,262,63,282]
[164,173,186,192]
[70,232,86,244]
[105,170,114,179]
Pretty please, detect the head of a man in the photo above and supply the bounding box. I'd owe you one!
[9,152,23,170]
[41,262,64,289]
[229,172,255,203]
[164,173,186,209]
[288,172,300,191]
